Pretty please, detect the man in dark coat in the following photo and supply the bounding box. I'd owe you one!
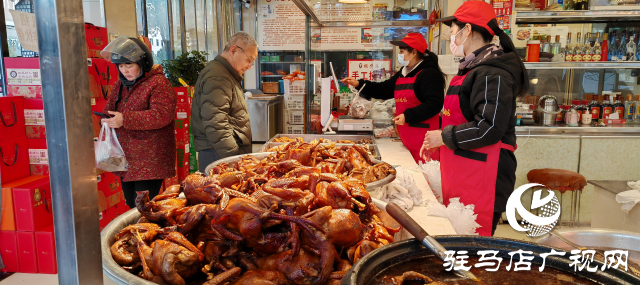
[192,32,258,171]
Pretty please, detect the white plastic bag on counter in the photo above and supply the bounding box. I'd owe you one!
[347,95,374,119]
[616,190,640,214]
[371,99,395,123]
[95,122,129,172]
[427,198,481,235]
[419,161,442,203]
[372,167,427,210]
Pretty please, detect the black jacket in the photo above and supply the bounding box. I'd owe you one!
[441,52,525,151]
[357,59,445,124]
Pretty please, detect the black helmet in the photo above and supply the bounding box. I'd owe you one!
[100,36,154,72]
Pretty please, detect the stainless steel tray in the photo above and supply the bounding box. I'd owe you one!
[205,152,395,191]
[258,142,381,160]
[266,134,375,144]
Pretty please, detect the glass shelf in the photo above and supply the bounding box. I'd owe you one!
[313,20,431,28]
[524,61,640,69]
[515,10,640,24]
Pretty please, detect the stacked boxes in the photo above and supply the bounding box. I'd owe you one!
[4,58,42,98]
[283,79,305,134]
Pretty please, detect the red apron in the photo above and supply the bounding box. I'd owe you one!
[440,74,515,236]
[395,70,440,163]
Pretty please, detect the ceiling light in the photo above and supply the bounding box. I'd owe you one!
[338,0,368,3]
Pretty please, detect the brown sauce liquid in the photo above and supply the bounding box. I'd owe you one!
[374,256,600,285]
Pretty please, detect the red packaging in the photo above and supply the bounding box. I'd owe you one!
[12,176,53,232]
[532,0,546,10]
[164,176,179,189]
[0,231,19,272]
[100,206,118,230]
[29,165,50,176]
[35,224,57,274]
[16,231,37,273]
[1,176,46,231]
[97,172,124,212]
[605,119,627,125]
[23,98,44,126]
[6,86,42,98]
[28,139,48,177]
[26,125,46,139]
[0,136,31,184]
[0,96,26,141]
[85,23,108,59]
[88,58,119,99]
[5,58,42,99]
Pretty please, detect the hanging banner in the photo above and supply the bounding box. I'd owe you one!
[347,59,392,81]
[9,10,38,52]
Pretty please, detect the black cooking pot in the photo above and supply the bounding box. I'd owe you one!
[342,236,640,285]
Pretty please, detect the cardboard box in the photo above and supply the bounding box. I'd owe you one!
[0,96,26,141]
[16,231,37,273]
[0,231,19,272]
[88,58,118,99]
[1,176,47,231]
[97,172,124,212]
[0,136,31,184]
[85,23,109,59]
[12,176,53,231]
[35,224,57,274]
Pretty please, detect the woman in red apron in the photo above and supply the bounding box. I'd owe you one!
[421,1,529,236]
[341,33,445,163]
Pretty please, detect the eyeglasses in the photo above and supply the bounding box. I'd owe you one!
[236,46,255,67]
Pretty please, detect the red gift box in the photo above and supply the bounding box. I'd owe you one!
[25,125,46,139]
[100,205,119,230]
[114,199,130,215]
[0,231,19,272]
[23,98,45,141]
[1,176,46,231]
[16,231,37,273]
[85,23,108,59]
[97,172,124,212]
[91,97,109,139]
[88,58,118,99]
[0,96,26,141]
[5,58,42,99]
[12,176,53,231]
[35,224,57,274]
[0,136,31,184]
[28,139,48,177]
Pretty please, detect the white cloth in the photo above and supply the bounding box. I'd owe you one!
[372,167,426,211]
[616,180,640,214]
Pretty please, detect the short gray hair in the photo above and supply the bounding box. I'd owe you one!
[224,31,258,51]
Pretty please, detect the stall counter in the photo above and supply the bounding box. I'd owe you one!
[374,138,457,236]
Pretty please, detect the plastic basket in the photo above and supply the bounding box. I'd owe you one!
[284,79,305,95]
[285,109,304,125]
[286,125,305,134]
[285,94,305,109]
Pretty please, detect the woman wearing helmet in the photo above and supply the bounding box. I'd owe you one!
[341,33,446,163]
[100,36,177,208]
[421,0,529,236]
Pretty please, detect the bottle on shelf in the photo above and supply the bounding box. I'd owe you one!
[592,32,602,62]
[571,100,583,120]
[627,34,637,62]
[635,95,640,122]
[625,94,635,121]
[601,33,608,62]
[601,94,613,119]
[582,33,593,62]
[552,35,564,62]
[565,32,574,62]
[542,35,552,53]
[580,100,589,119]
[572,32,583,62]
[589,95,602,120]
[608,31,617,61]
[613,94,625,118]
[618,30,628,61]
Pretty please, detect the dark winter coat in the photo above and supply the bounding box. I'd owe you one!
[103,64,177,182]
[191,55,252,158]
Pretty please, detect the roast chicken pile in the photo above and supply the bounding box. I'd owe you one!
[271,137,373,145]
[110,141,400,285]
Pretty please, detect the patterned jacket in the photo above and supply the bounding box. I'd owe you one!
[103,64,177,182]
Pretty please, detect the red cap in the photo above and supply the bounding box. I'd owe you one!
[436,0,501,36]
[390,33,429,53]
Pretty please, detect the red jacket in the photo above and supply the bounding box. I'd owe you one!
[103,64,176,182]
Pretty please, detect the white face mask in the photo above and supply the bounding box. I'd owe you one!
[449,27,468,57]
[397,53,413,67]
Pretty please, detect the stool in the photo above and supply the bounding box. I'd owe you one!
[527,169,587,228]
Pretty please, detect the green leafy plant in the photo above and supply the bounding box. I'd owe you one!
[161,50,209,87]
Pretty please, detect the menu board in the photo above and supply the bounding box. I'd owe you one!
[258,0,306,51]
[347,59,392,81]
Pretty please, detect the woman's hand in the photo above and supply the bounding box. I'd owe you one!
[393,114,406,125]
[423,130,444,149]
[340,77,359,88]
[105,111,124,128]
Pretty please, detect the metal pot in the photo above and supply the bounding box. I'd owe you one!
[204,152,396,190]
[538,95,560,126]
[341,236,640,285]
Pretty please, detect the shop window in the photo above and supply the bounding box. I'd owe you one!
[145,0,172,63]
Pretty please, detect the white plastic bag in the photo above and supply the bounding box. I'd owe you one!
[372,167,426,210]
[347,95,374,119]
[419,161,442,203]
[95,122,129,172]
[616,190,640,214]
[427,198,481,235]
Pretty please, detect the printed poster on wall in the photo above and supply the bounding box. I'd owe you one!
[258,0,306,51]
[311,27,394,50]
[347,59,392,81]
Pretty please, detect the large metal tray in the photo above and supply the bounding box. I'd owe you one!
[265,134,375,144]
[204,152,395,191]
[102,209,151,285]
[259,142,382,160]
